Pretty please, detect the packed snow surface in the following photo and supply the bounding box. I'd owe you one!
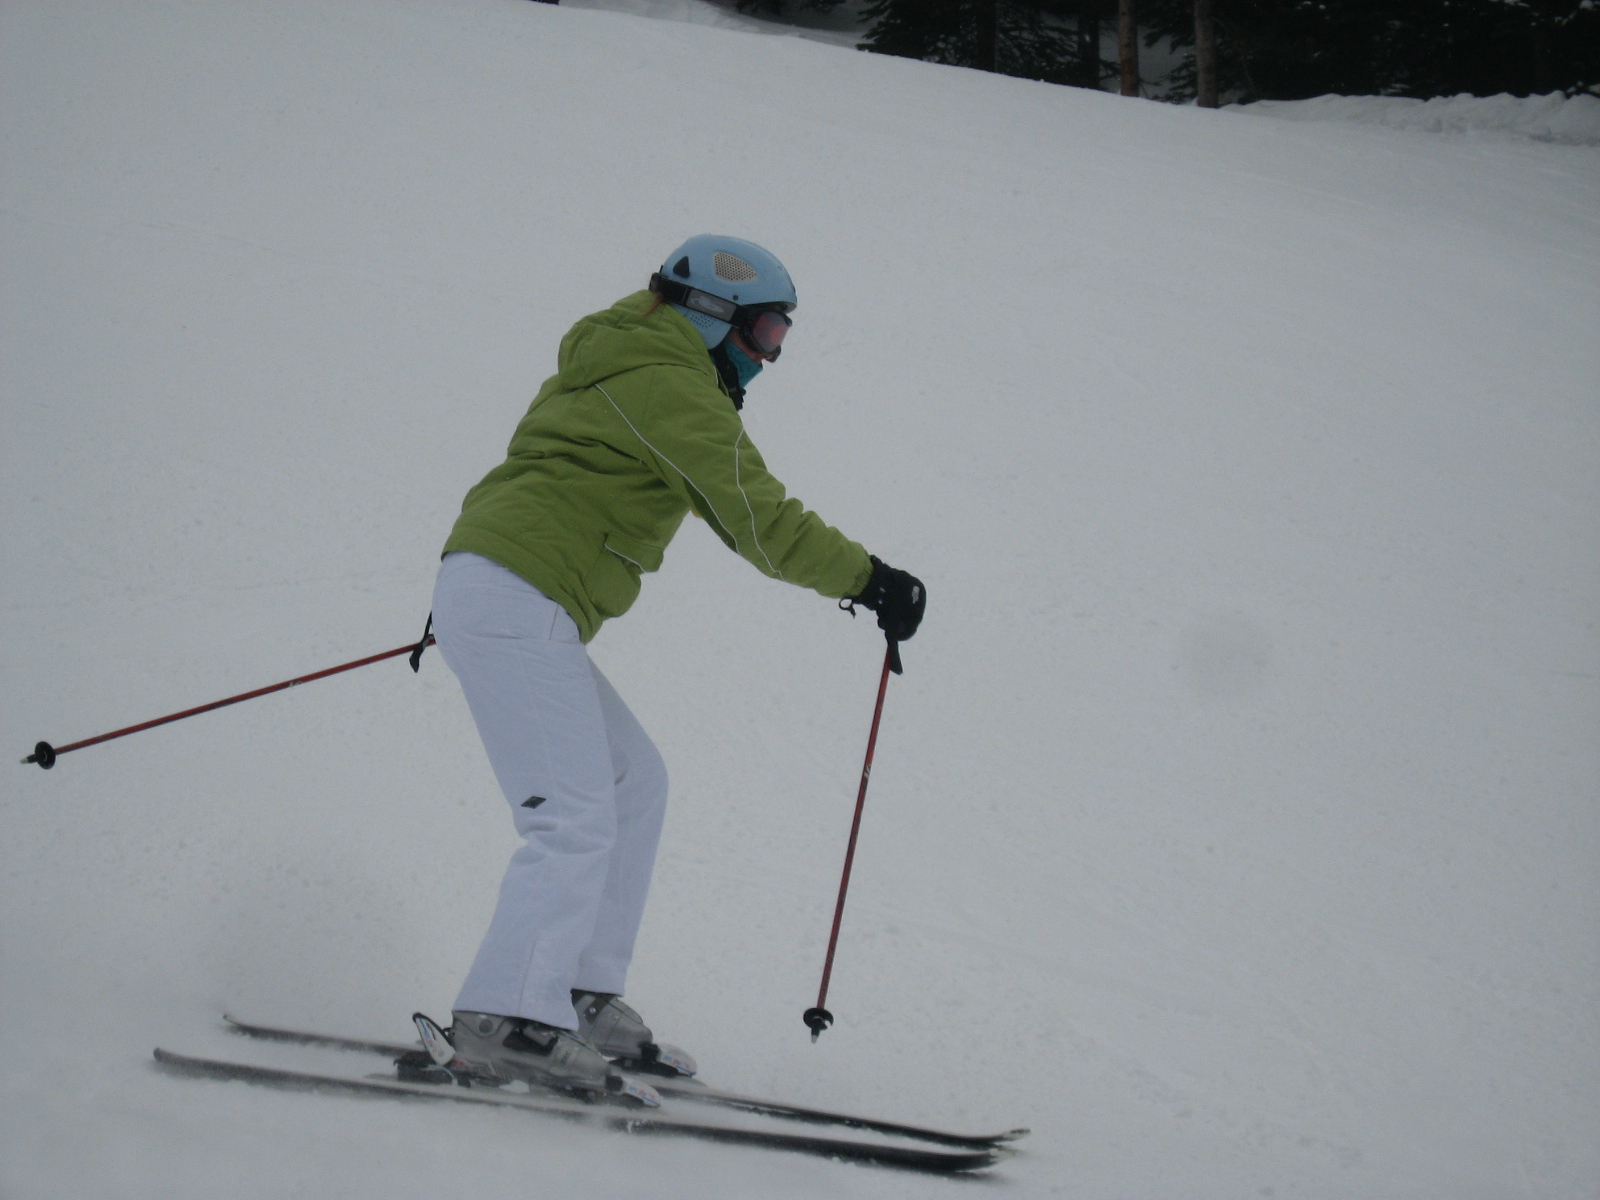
[3,2,1597,1198]
[1235,89,1600,145]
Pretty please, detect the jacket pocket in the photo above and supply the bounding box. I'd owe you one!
[603,531,665,573]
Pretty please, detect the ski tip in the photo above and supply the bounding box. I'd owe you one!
[996,1127,1031,1142]
[222,1013,268,1038]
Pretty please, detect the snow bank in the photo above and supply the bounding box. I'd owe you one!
[1235,90,1600,144]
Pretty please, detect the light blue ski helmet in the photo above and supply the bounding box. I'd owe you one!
[652,235,797,350]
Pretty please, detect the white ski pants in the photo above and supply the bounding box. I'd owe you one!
[432,552,668,1029]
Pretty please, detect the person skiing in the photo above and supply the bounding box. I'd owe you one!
[430,235,926,1099]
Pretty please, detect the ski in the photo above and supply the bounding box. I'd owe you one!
[153,1048,1005,1174]
[224,1015,1028,1150]
[225,1015,413,1057]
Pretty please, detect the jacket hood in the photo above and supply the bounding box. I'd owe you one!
[556,291,718,393]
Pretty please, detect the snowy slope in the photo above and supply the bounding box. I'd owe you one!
[2,2,1597,1198]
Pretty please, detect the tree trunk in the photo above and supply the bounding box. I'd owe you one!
[1118,0,1140,96]
[1079,0,1103,90]
[974,0,999,74]
[1528,0,1553,94]
[1194,0,1217,107]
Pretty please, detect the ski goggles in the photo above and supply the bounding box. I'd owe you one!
[742,307,792,358]
[650,273,794,360]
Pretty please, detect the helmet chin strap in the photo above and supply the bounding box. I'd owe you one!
[709,342,747,410]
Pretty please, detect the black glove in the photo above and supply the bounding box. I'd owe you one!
[851,556,926,642]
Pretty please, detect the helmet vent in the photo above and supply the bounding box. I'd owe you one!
[672,256,692,278]
[713,252,758,282]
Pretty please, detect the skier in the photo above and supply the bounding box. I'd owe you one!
[430,236,926,1098]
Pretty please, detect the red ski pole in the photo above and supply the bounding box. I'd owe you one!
[804,635,900,1041]
[22,619,435,770]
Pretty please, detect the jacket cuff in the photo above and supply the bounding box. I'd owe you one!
[846,553,875,600]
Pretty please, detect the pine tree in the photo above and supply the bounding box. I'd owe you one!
[1138,0,1600,103]
[1193,0,1217,106]
[860,0,1083,85]
[1076,0,1106,89]
[1119,0,1142,95]
[734,0,846,15]
[860,0,1600,99]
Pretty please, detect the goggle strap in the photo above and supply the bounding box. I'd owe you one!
[650,274,738,323]
[650,273,792,328]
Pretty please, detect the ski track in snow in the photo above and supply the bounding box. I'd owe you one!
[2,2,1597,1198]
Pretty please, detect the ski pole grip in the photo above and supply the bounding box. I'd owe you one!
[886,636,903,676]
[408,614,434,673]
[24,741,56,769]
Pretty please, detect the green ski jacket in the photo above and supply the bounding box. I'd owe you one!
[442,291,873,643]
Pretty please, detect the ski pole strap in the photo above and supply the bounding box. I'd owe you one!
[409,613,434,673]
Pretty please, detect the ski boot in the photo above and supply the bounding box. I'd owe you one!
[573,991,697,1077]
[445,1010,660,1106]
